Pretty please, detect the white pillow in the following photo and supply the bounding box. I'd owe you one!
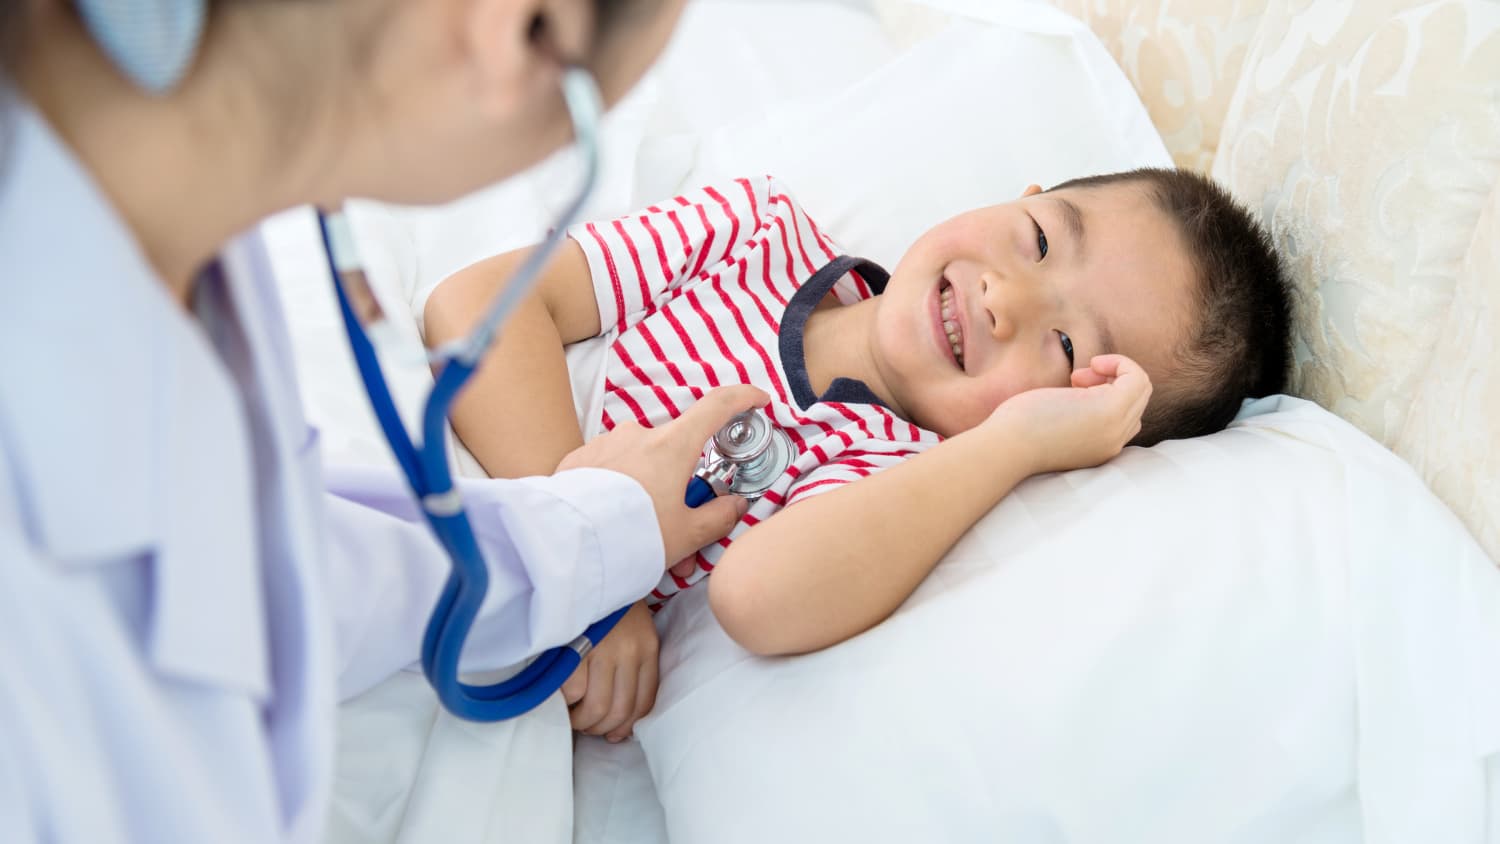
[639,396,1500,842]
[672,2,1172,269]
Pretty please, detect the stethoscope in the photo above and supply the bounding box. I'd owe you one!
[74,0,798,726]
[315,67,792,722]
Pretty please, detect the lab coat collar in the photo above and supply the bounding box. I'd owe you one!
[0,102,271,703]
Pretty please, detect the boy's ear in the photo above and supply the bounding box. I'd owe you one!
[1021,183,1044,198]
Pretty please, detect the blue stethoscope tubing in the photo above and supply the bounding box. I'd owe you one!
[315,67,643,722]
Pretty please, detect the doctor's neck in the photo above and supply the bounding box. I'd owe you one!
[17,2,381,301]
[15,0,634,304]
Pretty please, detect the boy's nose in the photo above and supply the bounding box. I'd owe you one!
[979,271,1042,342]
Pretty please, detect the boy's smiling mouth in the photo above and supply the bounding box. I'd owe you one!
[937,277,967,370]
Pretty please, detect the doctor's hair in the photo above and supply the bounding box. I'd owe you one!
[1048,167,1293,447]
[0,1,23,77]
[589,0,663,39]
[0,1,22,170]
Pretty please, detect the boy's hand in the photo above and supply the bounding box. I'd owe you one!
[989,354,1153,476]
[562,599,659,742]
[557,384,768,568]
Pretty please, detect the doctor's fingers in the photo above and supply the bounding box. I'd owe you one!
[661,495,751,568]
[659,385,771,469]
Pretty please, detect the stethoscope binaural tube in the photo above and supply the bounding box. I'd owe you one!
[319,66,628,722]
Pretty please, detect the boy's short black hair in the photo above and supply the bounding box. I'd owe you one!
[1050,167,1293,446]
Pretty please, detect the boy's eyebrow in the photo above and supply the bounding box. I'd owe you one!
[1052,196,1087,257]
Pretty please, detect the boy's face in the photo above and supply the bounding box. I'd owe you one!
[873,181,1197,437]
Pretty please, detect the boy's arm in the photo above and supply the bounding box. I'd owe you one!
[709,356,1152,656]
[423,240,603,478]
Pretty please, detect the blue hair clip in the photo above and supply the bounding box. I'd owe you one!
[75,0,207,94]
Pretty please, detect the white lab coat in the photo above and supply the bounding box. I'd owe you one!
[0,103,664,841]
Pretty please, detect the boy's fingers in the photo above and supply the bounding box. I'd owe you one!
[561,659,588,706]
[604,653,661,743]
[596,665,637,739]
[1089,353,1130,374]
[669,557,696,579]
[1092,353,1153,384]
[1127,381,1153,423]
[665,385,771,461]
[1071,367,1111,389]
[571,661,615,733]
[1097,356,1150,397]
[608,662,659,743]
[635,659,659,723]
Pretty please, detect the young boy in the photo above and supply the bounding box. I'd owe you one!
[424,169,1292,742]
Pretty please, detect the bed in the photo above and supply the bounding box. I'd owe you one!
[260,1,1500,841]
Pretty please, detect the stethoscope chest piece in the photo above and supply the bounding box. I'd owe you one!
[697,410,795,500]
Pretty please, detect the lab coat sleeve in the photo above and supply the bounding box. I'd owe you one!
[321,464,664,701]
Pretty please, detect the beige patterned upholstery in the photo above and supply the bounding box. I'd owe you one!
[1045,0,1267,172]
[1211,0,1500,562]
[1395,185,1500,562]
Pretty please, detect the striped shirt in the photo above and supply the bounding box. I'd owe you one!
[568,175,941,606]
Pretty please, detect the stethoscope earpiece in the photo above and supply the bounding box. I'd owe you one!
[76,0,207,95]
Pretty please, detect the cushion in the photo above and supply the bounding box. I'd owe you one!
[876,0,1271,173]
[639,397,1500,842]
[673,2,1171,270]
[1211,0,1500,564]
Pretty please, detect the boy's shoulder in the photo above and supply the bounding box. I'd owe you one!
[662,174,812,227]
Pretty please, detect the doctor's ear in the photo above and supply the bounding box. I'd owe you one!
[464,0,595,117]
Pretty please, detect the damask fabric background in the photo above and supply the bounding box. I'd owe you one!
[1044,0,1266,172]
[1213,0,1500,564]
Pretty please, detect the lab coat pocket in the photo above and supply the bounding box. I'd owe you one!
[144,491,272,704]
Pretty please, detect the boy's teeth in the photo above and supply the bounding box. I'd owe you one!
[939,283,963,366]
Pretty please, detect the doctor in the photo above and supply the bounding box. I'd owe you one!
[0,0,762,840]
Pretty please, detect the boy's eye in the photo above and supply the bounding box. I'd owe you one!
[1033,217,1049,260]
[1057,330,1074,369]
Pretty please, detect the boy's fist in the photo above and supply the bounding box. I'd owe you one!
[563,599,660,742]
[988,354,1152,476]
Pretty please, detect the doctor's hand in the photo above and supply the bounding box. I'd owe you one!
[562,599,659,742]
[987,354,1153,476]
[557,384,768,568]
